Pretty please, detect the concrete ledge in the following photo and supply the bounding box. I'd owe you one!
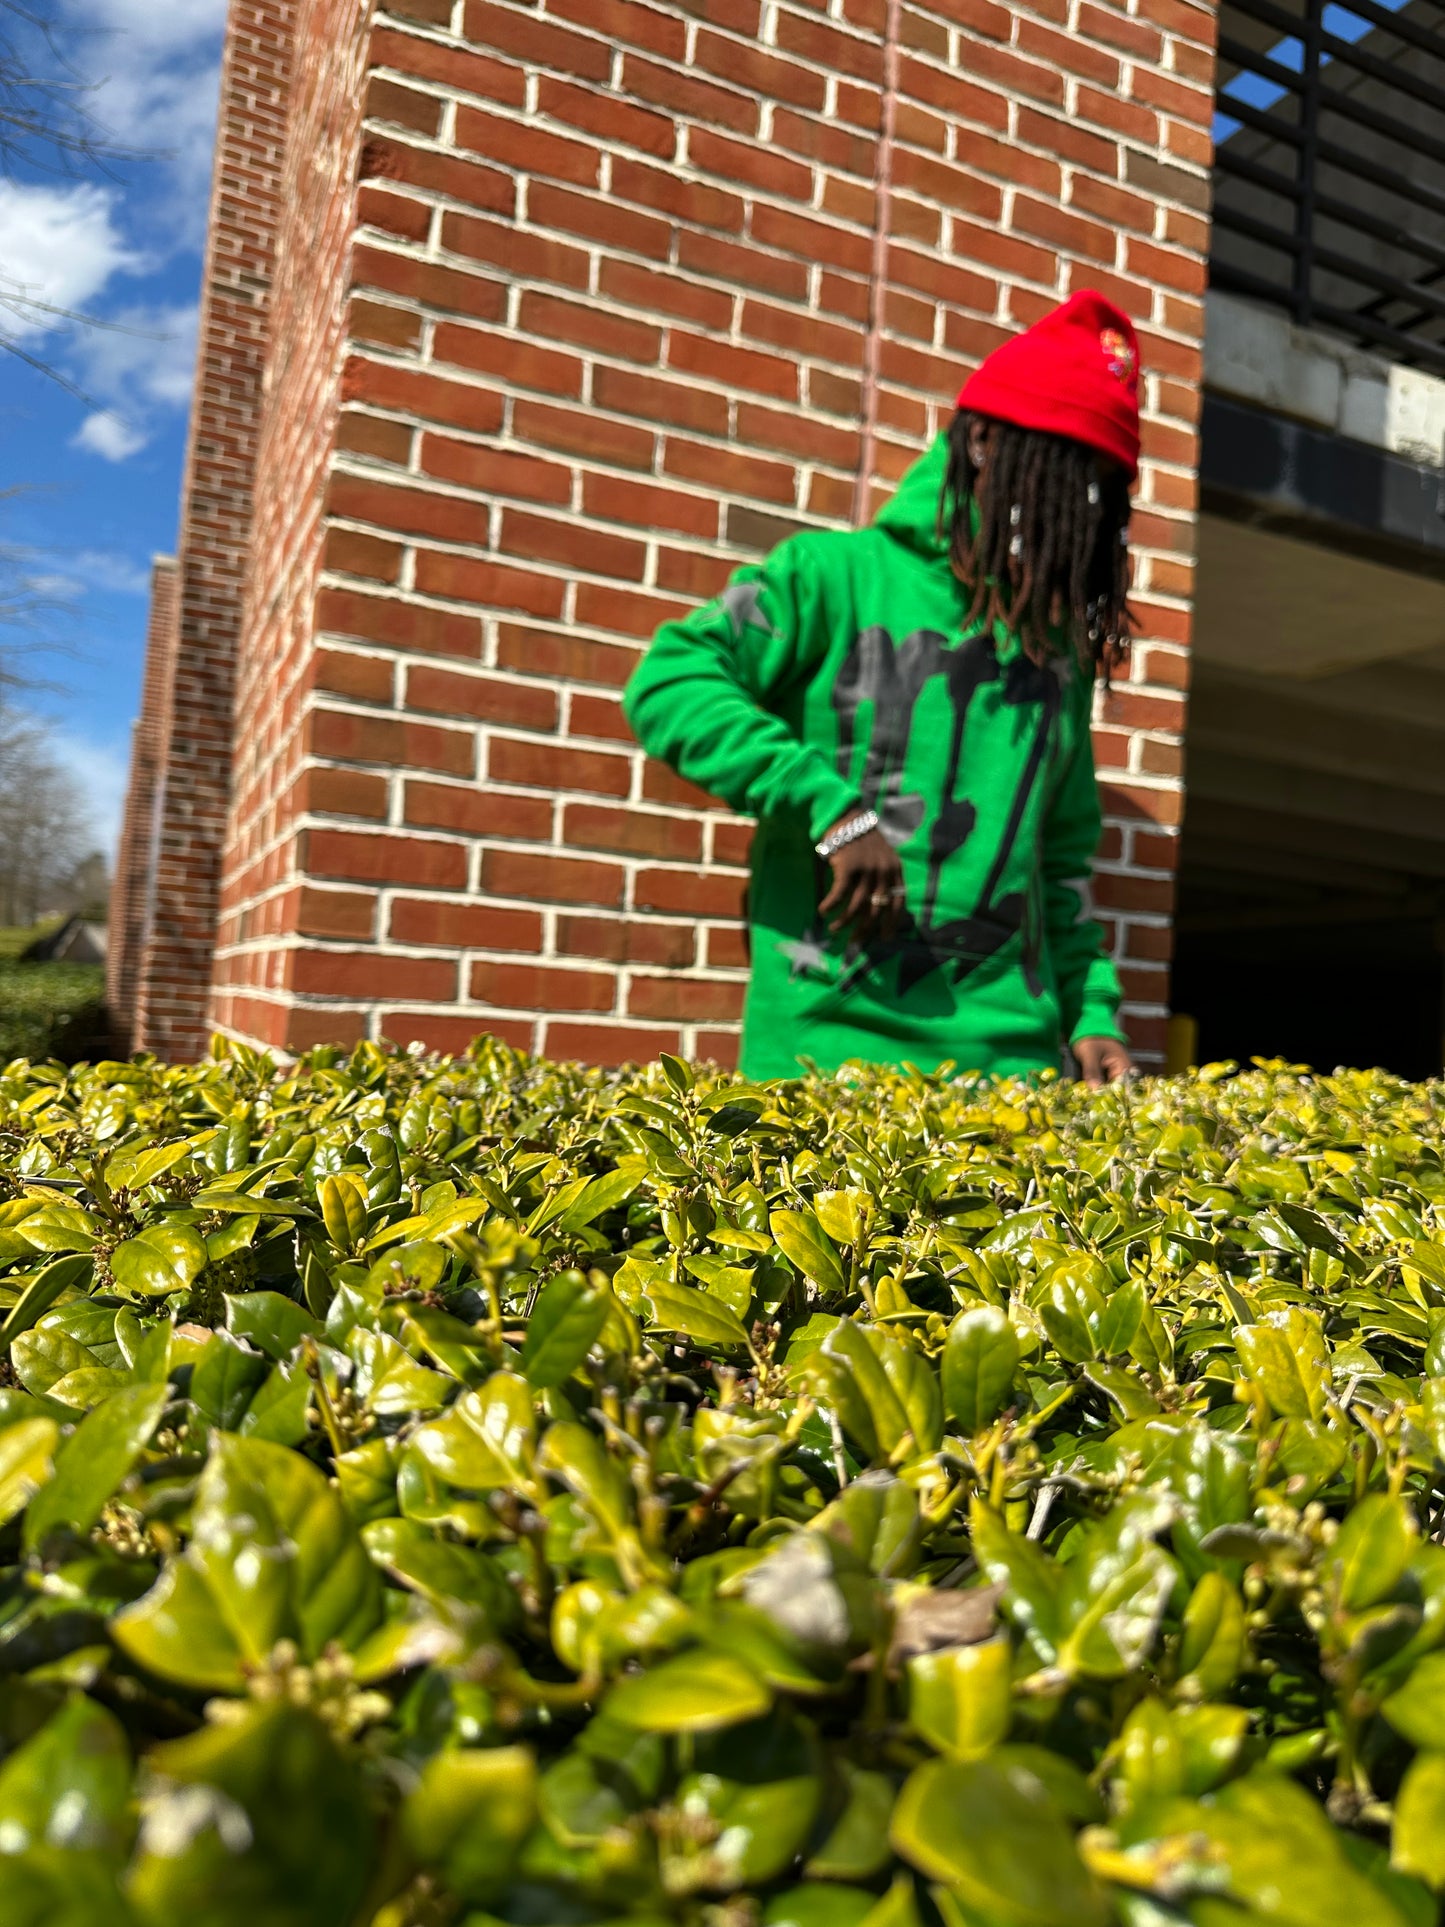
[1204,290,1445,470]
[1200,391,1445,580]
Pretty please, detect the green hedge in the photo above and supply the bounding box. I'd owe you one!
[0,958,106,1063]
[0,1039,1443,1927]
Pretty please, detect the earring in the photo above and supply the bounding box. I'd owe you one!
[1087,481,1100,507]
[1010,502,1022,527]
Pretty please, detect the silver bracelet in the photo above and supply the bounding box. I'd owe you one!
[815,809,880,860]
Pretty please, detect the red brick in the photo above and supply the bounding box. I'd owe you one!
[352,242,508,319]
[329,472,491,548]
[538,75,676,158]
[489,734,632,798]
[285,1007,370,1053]
[413,552,567,619]
[519,290,662,364]
[313,647,394,704]
[711,819,752,867]
[420,434,572,504]
[440,212,590,292]
[384,1012,535,1054]
[316,589,482,659]
[599,258,733,332]
[482,848,625,908]
[514,397,656,471]
[533,182,675,260]
[295,887,378,942]
[737,403,860,469]
[704,923,748,970]
[365,75,440,136]
[556,914,696,967]
[563,802,702,861]
[292,948,457,1000]
[1077,1,1164,58]
[433,322,584,397]
[593,364,729,436]
[472,959,617,1013]
[341,358,503,432]
[369,27,526,108]
[582,471,718,539]
[612,155,745,231]
[677,229,810,301]
[311,708,476,776]
[694,1029,742,1069]
[406,664,559,730]
[389,897,543,951]
[663,436,797,505]
[741,299,864,368]
[572,585,686,641]
[336,411,415,466]
[503,509,648,581]
[774,8,881,79]
[303,767,390,819]
[545,1020,681,1065]
[305,831,469,889]
[324,526,405,582]
[571,692,634,744]
[668,329,799,402]
[620,54,757,135]
[497,623,642,684]
[628,975,746,1022]
[404,778,552,840]
[688,126,812,200]
[455,104,600,186]
[355,188,430,246]
[634,867,746,918]
[462,1,612,80]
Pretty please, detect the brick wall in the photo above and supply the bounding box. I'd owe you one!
[209,0,380,1054]
[126,0,297,1059]
[107,556,178,1046]
[141,0,1219,1066]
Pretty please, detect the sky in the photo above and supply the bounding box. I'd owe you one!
[0,0,225,862]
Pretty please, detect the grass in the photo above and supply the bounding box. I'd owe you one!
[0,926,106,1061]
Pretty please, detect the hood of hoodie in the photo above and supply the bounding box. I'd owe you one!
[871,433,952,562]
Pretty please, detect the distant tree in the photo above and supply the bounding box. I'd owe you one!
[55,848,109,921]
[0,703,94,927]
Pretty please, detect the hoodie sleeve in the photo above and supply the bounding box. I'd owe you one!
[1042,693,1127,1047]
[622,537,863,842]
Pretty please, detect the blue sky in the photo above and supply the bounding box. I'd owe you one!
[0,0,225,859]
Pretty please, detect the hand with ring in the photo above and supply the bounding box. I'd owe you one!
[818,815,907,946]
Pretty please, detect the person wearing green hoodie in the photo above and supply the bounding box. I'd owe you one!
[623,291,1142,1086]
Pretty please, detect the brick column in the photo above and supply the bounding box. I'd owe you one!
[107,556,178,1048]
[131,0,297,1059]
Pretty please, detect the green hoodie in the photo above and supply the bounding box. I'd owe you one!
[622,435,1126,1082]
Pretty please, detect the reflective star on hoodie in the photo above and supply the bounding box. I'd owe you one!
[777,934,832,981]
[721,580,770,639]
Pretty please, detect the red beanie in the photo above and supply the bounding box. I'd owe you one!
[957,290,1142,481]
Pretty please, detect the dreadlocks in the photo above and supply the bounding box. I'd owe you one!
[940,410,1134,678]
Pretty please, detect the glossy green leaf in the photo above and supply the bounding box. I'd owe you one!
[0,1416,58,1526]
[771,1209,846,1295]
[941,1306,1019,1433]
[0,1693,132,1857]
[403,1745,537,1904]
[1234,1308,1331,1419]
[1393,1750,1445,1889]
[109,1224,208,1298]
[607,1648,772,1732]
[522,1269,612,1387]
[24,1382,168,1549]
[225,1292,319,1359]
[890,1755,1109,1927]
[908,1636,1012,1759]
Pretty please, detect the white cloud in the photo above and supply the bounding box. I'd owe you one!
[0,181,141,338]
[69,0,226,248]
[74,412,148,461]
[72,550,152,596]
[67,303,198,460]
